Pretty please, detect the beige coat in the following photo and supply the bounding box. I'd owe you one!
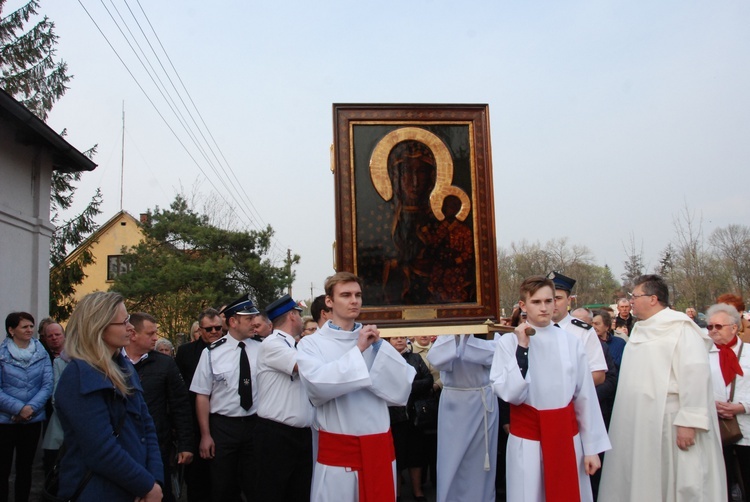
[599,308,726,502]
[411,340,442,389]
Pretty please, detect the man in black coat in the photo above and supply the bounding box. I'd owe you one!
[125,312,194,502]
[174,307,224,502]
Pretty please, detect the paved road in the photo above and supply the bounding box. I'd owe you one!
[15,438,512,502]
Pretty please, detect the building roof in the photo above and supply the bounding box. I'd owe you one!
[59,210,143,268]
[0,88,97,173]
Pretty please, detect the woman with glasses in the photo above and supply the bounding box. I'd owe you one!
[54,291,163,502]
[301,318,318,338]
[0,312,53,502]
[707,303,750,501]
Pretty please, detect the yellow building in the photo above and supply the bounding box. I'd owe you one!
[59,210,146,304]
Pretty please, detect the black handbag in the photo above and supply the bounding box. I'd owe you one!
[41,451,93,502]
[412,393,439,429]
[42,404,127,501]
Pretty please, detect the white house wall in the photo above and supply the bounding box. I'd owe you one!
[0,119,55,338]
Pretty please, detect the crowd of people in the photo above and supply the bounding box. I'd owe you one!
[1,270,749,501]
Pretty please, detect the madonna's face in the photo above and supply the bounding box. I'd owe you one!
[398,159,434,205]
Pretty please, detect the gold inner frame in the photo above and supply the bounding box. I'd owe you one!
[346,120,481,310]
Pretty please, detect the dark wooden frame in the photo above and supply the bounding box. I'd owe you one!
[332,104,499,326]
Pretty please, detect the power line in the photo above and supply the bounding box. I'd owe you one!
[76,0,257,235]
[76,0,289,260]
[127,0,288,258]
[96,0,261,232]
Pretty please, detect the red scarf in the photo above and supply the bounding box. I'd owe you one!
[716,336,744,386]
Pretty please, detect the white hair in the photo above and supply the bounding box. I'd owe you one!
[706,303,741,326]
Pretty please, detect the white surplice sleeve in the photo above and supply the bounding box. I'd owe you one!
[296,343,371,407]
[368,341,416,406]
[571,340,612,455]
[490,333,529,405]
[427,335,459,371]
[462,335,497,367]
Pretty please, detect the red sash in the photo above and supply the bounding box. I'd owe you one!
[510,402,581,502]
[317,429,396,502]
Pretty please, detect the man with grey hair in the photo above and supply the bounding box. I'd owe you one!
[571,307,593,325]
[155,338,174,356]
[41,321,66,475]
[614,298,635,337]
[600,275,725,501]
[251,312,273,339]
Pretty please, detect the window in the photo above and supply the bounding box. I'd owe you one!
[107,255,130,281]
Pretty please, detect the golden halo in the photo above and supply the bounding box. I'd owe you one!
[431,185,471,222]
[369,126,470,221]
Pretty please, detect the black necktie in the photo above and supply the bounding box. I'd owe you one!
[237,341,252,410]
[554,323,560,328]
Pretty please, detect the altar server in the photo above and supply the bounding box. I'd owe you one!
[297,272,416,501]
[491,275,610,502]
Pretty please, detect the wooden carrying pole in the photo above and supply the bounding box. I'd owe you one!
[378,321,525,338]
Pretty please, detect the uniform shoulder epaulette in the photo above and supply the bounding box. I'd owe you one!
[571,318,592,330]
[208,337,227,350]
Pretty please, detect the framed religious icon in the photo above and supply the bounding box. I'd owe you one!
[332,104,499,326]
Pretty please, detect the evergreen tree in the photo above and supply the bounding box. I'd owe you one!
[112,195,298,341]
[621,233,644,291]
[1,2,101,320]
[0,0,70,120]
[48,148,102,321]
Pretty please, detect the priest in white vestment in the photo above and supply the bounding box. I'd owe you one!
[296,272,416,502]
[491,275,610,502]
[599,274,726,502]
[428,333,499,502]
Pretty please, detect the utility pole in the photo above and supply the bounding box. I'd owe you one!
[120,101,125,211]
[286,247,293,295]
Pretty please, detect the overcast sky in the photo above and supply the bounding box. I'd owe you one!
[21,0,750,301]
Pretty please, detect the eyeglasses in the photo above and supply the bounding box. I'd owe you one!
[109,315,131,326]
[201,325,223,332]
[707,323,734,331]
[628,292,653,300]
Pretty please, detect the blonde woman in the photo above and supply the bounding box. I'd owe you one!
[55,292,163,502]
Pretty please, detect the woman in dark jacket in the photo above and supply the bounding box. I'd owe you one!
[388,336,433,502]
[55,291,163,502]
[0,312,53,502]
